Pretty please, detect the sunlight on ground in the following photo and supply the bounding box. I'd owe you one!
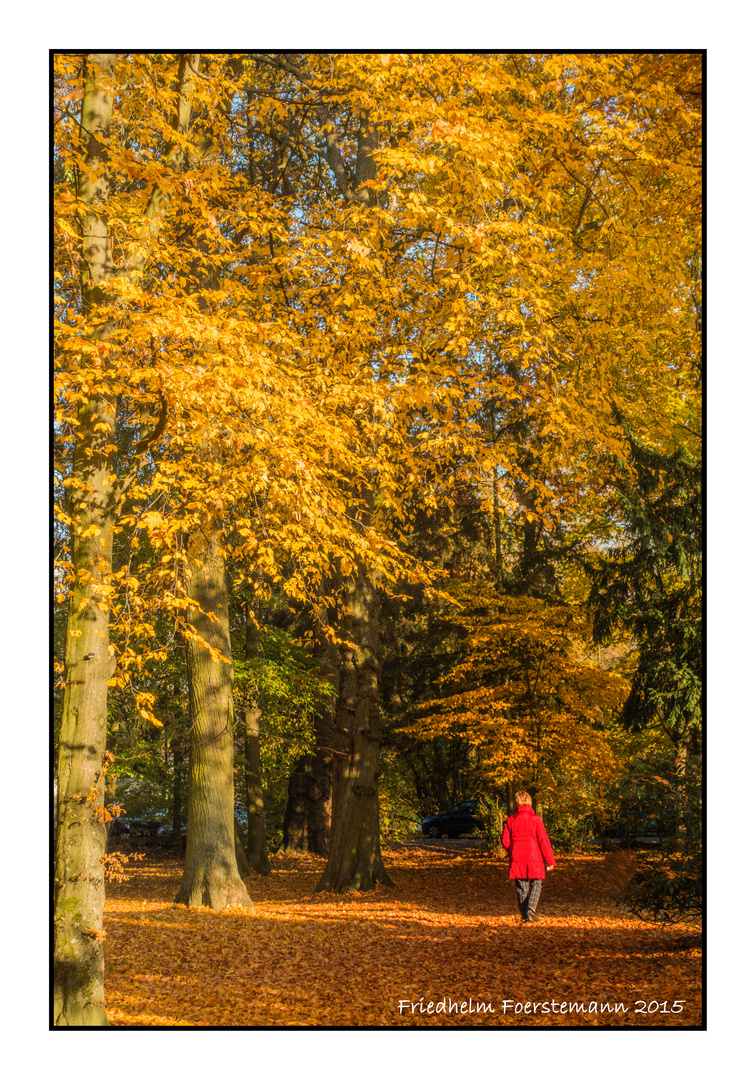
[103,847,701,1028]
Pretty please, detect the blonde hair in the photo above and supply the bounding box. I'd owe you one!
[515,790,532,806]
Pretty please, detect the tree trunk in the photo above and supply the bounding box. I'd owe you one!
[493,467,504,589]
[490,404,505,590]
[175,532,252,909]
[54,485,112,1026]
[311,113,390,892]
[235,822,249,877]
[283,615,338,856]
[171,59,251,906]
[171,732,184,848]
[282,739,333,856]
[674,741,688,853]
[244,706,269,873]
[243,604,269,872]
[494,802,506,859]
[315,563,392,893]
[54,52,201,1023]
[54,53,117,1028]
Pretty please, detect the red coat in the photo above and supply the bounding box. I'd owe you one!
[501,805,555,880]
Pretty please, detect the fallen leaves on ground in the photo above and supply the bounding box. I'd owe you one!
[103,845,701,1028]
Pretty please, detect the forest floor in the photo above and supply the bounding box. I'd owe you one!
[103,842,702,1028]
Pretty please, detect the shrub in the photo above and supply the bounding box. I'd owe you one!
[476,794,507,857]
[545,812,596,853]
[618,757,701,922]
[621,848,702,923]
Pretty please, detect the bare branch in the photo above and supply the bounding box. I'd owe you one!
[316,106,351,196]
[116,390,169,499]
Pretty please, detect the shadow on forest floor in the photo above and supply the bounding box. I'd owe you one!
[103,848,702,1028]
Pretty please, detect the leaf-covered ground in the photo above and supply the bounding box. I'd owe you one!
[103,844,702,1028]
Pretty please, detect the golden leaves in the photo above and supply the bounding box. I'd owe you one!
[53,51,700,700]
[403,584,630,794]
[102,848,701,1028]
[102,850,146,884]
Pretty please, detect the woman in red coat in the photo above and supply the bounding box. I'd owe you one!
[501,790,556,922]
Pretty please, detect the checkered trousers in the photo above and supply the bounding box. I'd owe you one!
[514,877,543,912]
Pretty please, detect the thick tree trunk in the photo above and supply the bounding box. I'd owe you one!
[282,738,334,856]
[171,59,251,905]
[316,564,392,893]
[54,53,117,1028]
[243,605,269,872]
[175,532,252,909]
[54,478,113,1024]
[311,114,390,891]
[54,52,200,1024]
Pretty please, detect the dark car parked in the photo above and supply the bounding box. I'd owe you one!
[587,812,668,850]
[421,801,481,839]
[110,818,165,838]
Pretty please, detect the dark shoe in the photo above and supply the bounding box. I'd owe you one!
[527,909,540,922]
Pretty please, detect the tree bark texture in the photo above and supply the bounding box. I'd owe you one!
[282,741,333,856]
[316,563,392,893]
[175,531,252,909]
[54,53,117,1027]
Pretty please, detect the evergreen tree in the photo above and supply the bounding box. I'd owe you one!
[588,415,702,757]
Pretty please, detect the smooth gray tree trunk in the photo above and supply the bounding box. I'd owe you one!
[316,559,392,893]
[175,532,252,909]
[54,53,117,1027]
